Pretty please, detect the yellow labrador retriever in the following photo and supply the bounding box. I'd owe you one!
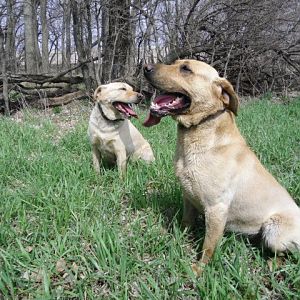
[143,59,300,274]
[88,82,155,176]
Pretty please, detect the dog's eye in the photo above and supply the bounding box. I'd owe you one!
[119,88,127,91]
[180,64,192,73]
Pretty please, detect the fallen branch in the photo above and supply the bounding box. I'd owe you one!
[35,90,88,108]
[15,85,77,97]
[1,74,84,85]
[40,56,99,84]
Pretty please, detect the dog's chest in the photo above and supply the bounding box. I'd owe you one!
[175,146,212,202]
[174,135,231,207]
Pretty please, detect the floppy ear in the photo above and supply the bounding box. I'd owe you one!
[214,78,239,115]
[93,86,102,101]
[93,85,121,120]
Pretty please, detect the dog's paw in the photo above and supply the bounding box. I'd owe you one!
[191,263,204,277]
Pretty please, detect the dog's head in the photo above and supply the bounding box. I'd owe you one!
[93,82,144,120]
[143,60,238,127]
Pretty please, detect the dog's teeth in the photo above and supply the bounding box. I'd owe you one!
[151,103,160,109]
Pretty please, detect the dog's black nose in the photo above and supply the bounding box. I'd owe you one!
[137,93,144,101]
[144,64,154,73]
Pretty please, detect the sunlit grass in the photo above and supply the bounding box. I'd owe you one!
[0,98,299,298]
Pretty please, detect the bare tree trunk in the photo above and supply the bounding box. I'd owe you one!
[61,6,66,69]
[85,1,97,84]
[71,0,94,92]
[41,0,49,73]
[24,0,41,73]
[65,0,72,70]
[94,1,102,84]
[6,0,17,73]
[0,29,10,115]
[101,0,131,82]
[116,0,131,77]
[101,0,109,82]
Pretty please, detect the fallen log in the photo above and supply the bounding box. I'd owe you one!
[0,74,84,85]
[35,90,88,108]
[15,85,78,97]
[0,56,101,114]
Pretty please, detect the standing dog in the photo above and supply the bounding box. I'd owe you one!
[88,82,155,176]
[143,59,300,274]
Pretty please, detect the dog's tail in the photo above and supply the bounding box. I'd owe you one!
[262,210,300,253]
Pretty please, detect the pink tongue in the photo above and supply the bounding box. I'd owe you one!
[154,94,177,105]
[116,103,137,118]
[143,112,161,127]
[124,105,138,118]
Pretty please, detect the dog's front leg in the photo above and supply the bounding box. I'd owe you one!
[114,146,127,177]
[181,194,198,230]
[92,145,101,173]
[193,203,228,276]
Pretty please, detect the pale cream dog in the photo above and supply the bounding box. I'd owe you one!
[143,59,300,274]
[88,82,155,176]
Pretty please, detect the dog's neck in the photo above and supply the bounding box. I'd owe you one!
[177,108,227,129]
[97,103,124,123]
[176,109,244,153]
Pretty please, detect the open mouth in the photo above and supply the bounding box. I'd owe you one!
[113,102,138,118]
[143,93,191,127]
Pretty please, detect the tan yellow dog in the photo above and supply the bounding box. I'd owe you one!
[143,59,300,275]
[88,82,154,176]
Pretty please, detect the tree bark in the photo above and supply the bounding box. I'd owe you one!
[24,0,41,73]
[62,0,71,69]
[40,0,49,73]
[0,29,10,115]
[71,0,94,92]
[36,91,86,108]
[6,0,17,73]
[101,0,131,82]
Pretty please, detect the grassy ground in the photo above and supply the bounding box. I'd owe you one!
[0,98,299,299]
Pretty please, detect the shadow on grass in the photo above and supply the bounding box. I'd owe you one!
[129,170,289,264]
[127,164,207,245]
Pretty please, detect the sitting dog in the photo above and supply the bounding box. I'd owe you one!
[88,82,155,176]
[143,59,300,275]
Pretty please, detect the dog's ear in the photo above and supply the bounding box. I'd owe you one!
[93,85,107,101]
[93,86,102,101]
[214,78,239,115]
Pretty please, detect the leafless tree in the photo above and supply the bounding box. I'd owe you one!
[23,0,41,73]
[0,0,299,113]
[0,27,9,115]
[40,0,49,73]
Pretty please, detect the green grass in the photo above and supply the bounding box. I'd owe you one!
[0,98,300,299]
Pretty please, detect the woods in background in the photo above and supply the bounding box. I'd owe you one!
[0,0,299,114]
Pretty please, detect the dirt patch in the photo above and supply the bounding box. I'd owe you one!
[10,99,93,138]
[9,99,93,145]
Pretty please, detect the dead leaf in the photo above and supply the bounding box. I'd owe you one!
[130,281,140,298]
[22,269,44,282]
[30,269,44,283]
[192,263,204,278]
[267,257,284,272]
[26,246,33,253]
[22,271,30,281]
[72,262,79,273]
[56,258,67,273]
